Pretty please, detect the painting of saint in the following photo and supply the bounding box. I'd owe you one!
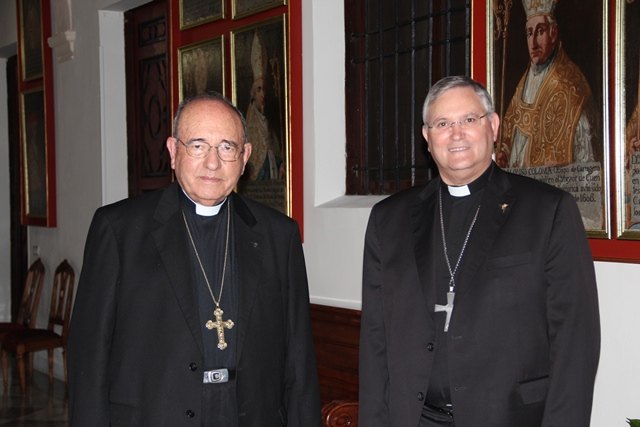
[492,0,606,232]
[233,17,288,214]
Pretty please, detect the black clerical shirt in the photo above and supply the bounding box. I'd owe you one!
[426,164,493,409]
[181,194,240,425]
[180,193,238,370]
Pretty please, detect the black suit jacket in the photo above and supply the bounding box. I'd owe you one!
[68,183,321,426]
[359,165,600,427]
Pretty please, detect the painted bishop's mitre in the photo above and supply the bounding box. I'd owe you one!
[251,32,265,82]
[521,0,557,19]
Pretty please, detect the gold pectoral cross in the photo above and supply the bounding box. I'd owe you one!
[205,307,234,350]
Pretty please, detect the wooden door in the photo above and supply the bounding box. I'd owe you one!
[125,0,172,196]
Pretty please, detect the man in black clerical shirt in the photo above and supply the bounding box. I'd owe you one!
[358,76,600,427]
[68,93,321,426]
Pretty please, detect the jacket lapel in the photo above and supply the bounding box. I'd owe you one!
[456,167,516,296]
[413,179,440,321]
[229,193,262,363]
[151,183,205,356]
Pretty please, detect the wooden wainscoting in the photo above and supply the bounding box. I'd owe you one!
[310,304,361,404]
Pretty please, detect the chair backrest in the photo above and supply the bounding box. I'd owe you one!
[47,260,75,341]
[15,258,45,328]
[322,400,359,427]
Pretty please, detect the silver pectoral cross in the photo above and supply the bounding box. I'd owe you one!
[434,291,455,332]
[205,307,234,350]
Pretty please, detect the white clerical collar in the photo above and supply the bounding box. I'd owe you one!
[182,189,226,216]
[447,184,471,197]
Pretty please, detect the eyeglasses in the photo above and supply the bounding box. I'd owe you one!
[426,113,490,132]
[177,138,244,162]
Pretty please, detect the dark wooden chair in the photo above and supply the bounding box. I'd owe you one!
[1,260,75,392]
[322,400,359,426]
[0,258,45,342]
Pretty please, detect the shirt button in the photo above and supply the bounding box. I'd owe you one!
[185,410,195,418]
[427,342,435,351]
[417,392,424,401]
[189,362,198,371]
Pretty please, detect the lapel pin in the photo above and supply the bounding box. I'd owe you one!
[500,203,509,214]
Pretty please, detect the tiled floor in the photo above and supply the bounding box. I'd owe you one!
[0,356,68,426]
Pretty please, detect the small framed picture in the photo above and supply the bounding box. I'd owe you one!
[180,0,224,30]
[178,37,225,101]
[20,87,55,226]
[19,0,44,81]
[232,0,285,20]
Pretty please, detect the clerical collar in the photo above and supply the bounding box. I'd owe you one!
[181,189,226,217]
[442,163,494,198]
[447,185,470,197]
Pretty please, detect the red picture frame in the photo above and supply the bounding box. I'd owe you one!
[17,0,56,227]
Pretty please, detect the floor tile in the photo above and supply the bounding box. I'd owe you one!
[0,357,68,427]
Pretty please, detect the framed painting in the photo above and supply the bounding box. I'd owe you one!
[178,37,225,101]
[232,0,285,20]
[231,15,289,215]
[20,88,55,226]
[489,0,609,237]
[18,0,43,82]
[180,0,224,30]
[617,0,640,239]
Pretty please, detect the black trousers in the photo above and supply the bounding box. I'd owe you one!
[418,403,455,427]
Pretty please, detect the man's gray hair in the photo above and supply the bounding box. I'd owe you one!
[421,75,495,124]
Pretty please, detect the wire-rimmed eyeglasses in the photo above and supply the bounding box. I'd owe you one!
[177,138,244,162]
[426,113,490,132]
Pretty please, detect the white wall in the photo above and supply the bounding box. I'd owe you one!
[0,0,638,424]
[591,262,640,423]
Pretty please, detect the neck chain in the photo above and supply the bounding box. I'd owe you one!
[434,186,481,332]
[181,203,234,350]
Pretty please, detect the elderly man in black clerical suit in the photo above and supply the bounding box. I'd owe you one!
[359,76,600,427]
[68,93,321,426]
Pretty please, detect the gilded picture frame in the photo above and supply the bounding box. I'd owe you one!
[488,0,610,237]
[616,0,640,239]
[19,0,43,82]
[178,37,225,101]
[232,0,285,20]
[179,0,224,30]
[20,88,54,226]
[231,15,289,215]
